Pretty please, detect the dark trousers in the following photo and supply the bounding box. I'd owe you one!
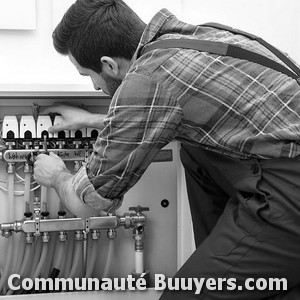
[160,144,300,299]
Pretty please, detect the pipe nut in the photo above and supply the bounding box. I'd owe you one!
[26,234,34,244]
[107,228,117,239]
[1,230,12,238]
[59,232,67,242]
[42,232,50,243]
[91,230,100,240]
[75,231,84,241]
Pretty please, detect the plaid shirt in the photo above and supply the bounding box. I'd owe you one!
[73,9,300,209]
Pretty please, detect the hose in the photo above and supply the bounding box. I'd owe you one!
[31,242,49,279]
[52,239,66,275]
[5,242,33,295]
[19,243,34,277]
[135,251,144,274]
[84,238,99,278]
[11,170,31,276]
[23,172,31,205]
[40,186,47,211]
[29,237,42,278]
[62,232,74,278]
[0,173,15,293]
[41,232,56,278]
[102,239,114,279]
[68,240,82,279]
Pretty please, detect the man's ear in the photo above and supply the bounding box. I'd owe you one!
[100,56,119,77]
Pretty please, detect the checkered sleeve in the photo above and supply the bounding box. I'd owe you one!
[73,73,183,209]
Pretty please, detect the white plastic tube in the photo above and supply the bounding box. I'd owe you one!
[23,172,31,205]
[135,251,144,274]
[84,238,99,278]
[11,169,31,276]
[62,232,74,278]
[102,239,114,279]
[19,243,33,277]
[0,173,15,293]
[52,240,66,273]
[68,240,82,279]
[5,242,33,295]
[11,170,33,276]
[40,186,47,210]
[31,242,49,279]
[29,237,42,278]
[41,233,56,278]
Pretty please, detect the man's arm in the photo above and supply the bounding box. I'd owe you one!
[34,75,182,213]
[41,104,105,133]
[33,153,99,218]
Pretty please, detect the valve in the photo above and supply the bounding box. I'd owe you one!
[129,205,150,215]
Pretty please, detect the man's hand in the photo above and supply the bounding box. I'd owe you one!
[40,104,106,133]
[33,152,70,187]
[33,152,99,218]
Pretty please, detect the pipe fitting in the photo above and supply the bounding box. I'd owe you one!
[107,228,117,239]
[1,230,12,238]
[91,230,100,240]
[59,231,67,242]
[24,162,32,173]
[42,232,50,243]
[6,163,15,174]
[25,233,34,244]
[75,230,84,241]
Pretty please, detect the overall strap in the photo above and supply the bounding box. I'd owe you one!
[202,22,300,78]
[139,23,300,82]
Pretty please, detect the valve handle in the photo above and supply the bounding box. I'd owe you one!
[129,205,150,214]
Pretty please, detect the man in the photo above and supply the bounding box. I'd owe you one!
[34,0,300,298]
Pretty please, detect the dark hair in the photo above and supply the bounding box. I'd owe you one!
[52,0,146,73]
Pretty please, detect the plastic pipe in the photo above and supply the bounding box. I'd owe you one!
[40,186,47,210]
[12,169,32,275]
[52,239,66,274]
[19,243,33,277]
[12,236,25,275]
[29,237,42,278]
[62,232,74,278]
[84,238,99,278]
[41,233,56,278]
[5,242,33,295]
[135,251,144,274]
[23,172,31,206]
[68,240,82,279]
[102,239,114,279]
[0,173,15,293]
[31,242,49,279]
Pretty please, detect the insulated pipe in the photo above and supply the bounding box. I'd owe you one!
[5,242,33,295]
[62,231,74,278]
[29,237,42,278]
[84,238,99,278]
[41,232,56,278]
[68,239,82,279]
[0,172,15,293]
[52,239,66,275]
[135,251,144,274]
[12,235,25,275]
[40,186,47,211]
[31,242,49,279]
[13,169,32,274]
[102,238,114,279]
[19,242,34,277]
[23,171,31,206]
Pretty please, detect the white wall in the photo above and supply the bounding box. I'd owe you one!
[0,0,299,91]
